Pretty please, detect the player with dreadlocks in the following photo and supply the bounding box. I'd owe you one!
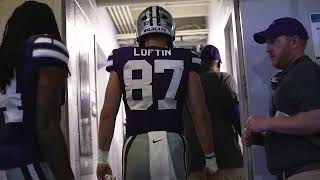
[0,1,74,179]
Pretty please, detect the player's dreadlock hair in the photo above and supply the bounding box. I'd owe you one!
[0,1,61,93]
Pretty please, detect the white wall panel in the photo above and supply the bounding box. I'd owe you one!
[66,0,119,179]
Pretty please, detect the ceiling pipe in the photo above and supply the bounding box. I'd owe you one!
[111,6,127,34]
[116,6,130,33]
[125,6,136,32]
[107,6,125,34]
[121,6,134,33]
[96,0,208,7]
[107,6,122,33]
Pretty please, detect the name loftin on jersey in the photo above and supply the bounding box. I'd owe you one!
[134,48,172,57]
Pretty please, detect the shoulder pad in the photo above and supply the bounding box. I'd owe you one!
[30,35,69,64]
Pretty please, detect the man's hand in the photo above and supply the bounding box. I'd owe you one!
[242,126,254,147]
[204,166,218,180]
[104,174,116,180]
[242,115,270,146]
[204,156,218,180]
[96,162,112,180]
[246,115,270,133]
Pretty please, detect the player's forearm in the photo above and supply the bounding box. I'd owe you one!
[187,71,215,154]
[98,113,116,151]
[36,101,74,179]
[37,120,74,180]
[192,111,215,154]
[36,80,74,179]
[269,109,320,135]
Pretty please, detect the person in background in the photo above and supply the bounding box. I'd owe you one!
[243,17,320,180]
[184,45,246,180]
[0,1,74,179]
[96,5,218,180]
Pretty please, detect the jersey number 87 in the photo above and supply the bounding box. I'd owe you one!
[124,59,183,111]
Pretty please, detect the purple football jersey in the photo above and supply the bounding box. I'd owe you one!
[106,47,200,137]
[0,34,69,169]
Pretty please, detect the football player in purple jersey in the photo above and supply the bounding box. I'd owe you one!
[97,6,218,180]
[0,1,74,179]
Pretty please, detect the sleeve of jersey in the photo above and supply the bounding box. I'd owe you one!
[105,50,117,72]
[31,36,69,69]
[191,51,201,73]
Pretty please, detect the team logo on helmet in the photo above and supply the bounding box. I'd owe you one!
[143,27,168,34]
[136,6,175,42]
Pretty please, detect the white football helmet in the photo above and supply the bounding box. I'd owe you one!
[136,6,175,45]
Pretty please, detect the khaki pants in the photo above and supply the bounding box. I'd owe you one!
[188,167,247,180]
[286,169,320,180]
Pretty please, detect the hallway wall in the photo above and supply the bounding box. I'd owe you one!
[65,0,120,179]
[207,0,235,73]
[207,0,250,179]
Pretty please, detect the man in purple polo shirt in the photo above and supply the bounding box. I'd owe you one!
[242,17,320,180]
